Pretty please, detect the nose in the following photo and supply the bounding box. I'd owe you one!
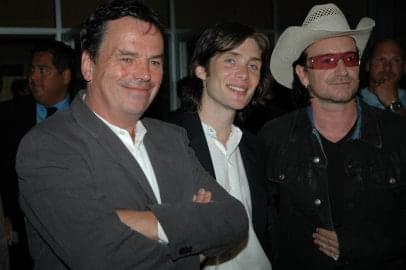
[335,59,348,75]
[382,60,393,71]
[236,65,249,80]
[136,59,151,81]
[30,68,40,81]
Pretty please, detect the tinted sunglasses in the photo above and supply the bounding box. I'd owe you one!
[306,51,360,70]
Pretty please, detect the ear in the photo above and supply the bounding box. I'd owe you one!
[81,51,93,82]
[62,69,71,85]
[195,65,207,80]
[295,65,309,88]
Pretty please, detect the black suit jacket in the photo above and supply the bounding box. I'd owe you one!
[0,95,36,220]
[0,94,72,219]
[166,111,271,259]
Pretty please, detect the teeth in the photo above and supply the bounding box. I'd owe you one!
[228,85,246,92]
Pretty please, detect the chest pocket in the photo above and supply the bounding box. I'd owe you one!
[365,151,406,210]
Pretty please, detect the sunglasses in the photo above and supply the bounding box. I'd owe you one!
[306,51,360,70]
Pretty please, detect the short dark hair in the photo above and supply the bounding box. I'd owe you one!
[370,38,405,60]
[80,0,164,62]
[31,40,74,73]
[182,22,271,112]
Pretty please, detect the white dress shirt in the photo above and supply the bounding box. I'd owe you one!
[95,114,168,243]
[201,122,271,270]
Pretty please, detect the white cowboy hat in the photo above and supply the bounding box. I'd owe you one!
[270,3,375,89]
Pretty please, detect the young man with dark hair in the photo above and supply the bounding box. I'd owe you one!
[167,22,272,269]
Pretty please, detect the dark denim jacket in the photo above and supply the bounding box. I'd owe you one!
[260,102,406,270]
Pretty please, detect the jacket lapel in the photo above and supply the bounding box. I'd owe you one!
[71,92,158,203]
[142,118,189,204]
[179,112,215,177]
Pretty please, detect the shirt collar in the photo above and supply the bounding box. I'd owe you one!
[36,94,70,123]
[94,112,147,147]
[201,121,242,153]
[306,98,362,142]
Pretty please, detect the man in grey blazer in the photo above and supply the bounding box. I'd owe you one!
[16,0,248,269]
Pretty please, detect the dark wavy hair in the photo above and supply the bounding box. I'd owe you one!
[181,22,271,112]
[80,0,164,61]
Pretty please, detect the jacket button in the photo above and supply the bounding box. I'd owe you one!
[278,174,285,181]
[313,156,320,164]
[314,199,321,205]
[389,177,396,184]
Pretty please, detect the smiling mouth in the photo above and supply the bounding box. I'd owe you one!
[227,84,247,93]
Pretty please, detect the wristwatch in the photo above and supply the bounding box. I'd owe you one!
[387,100,403,112]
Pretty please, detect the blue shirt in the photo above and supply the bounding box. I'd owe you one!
[36,94,70,123]
[358,87,406,110]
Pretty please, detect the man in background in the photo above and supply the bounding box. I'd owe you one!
[0,40,74,269]
[359,39,406,115]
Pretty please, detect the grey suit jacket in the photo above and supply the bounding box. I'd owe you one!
[16,91,248,270]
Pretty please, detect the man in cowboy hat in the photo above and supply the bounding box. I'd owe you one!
[260,3,406,270]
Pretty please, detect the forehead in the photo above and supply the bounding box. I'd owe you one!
[305,36,357,56]
[215,38,262,59]
[32,51,54,65]
[373,41,402,57]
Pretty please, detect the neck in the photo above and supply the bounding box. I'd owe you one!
[84,92,139,140]
[311,99,357,143]
[198,102,236,146]
[38,91,68,107]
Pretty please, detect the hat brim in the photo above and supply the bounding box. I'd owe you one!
[270,17,375,89]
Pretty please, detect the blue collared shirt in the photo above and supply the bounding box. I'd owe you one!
[358,87,406,110]
[36,94,70,123]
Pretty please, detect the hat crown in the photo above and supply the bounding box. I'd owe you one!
[303,4,350,31]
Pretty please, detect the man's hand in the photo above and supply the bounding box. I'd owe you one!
[193,188,212,203]
[312,228,340,260]
[115,209,158,240]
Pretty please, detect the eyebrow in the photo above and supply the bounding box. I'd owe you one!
[225,51,262,62]
[31,64,51,68]
[117,49,164,60]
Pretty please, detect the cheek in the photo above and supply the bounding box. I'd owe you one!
[150,69,163,88]
[309,72,324,87]
[348,68,360,80]
[393,65,403,75]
